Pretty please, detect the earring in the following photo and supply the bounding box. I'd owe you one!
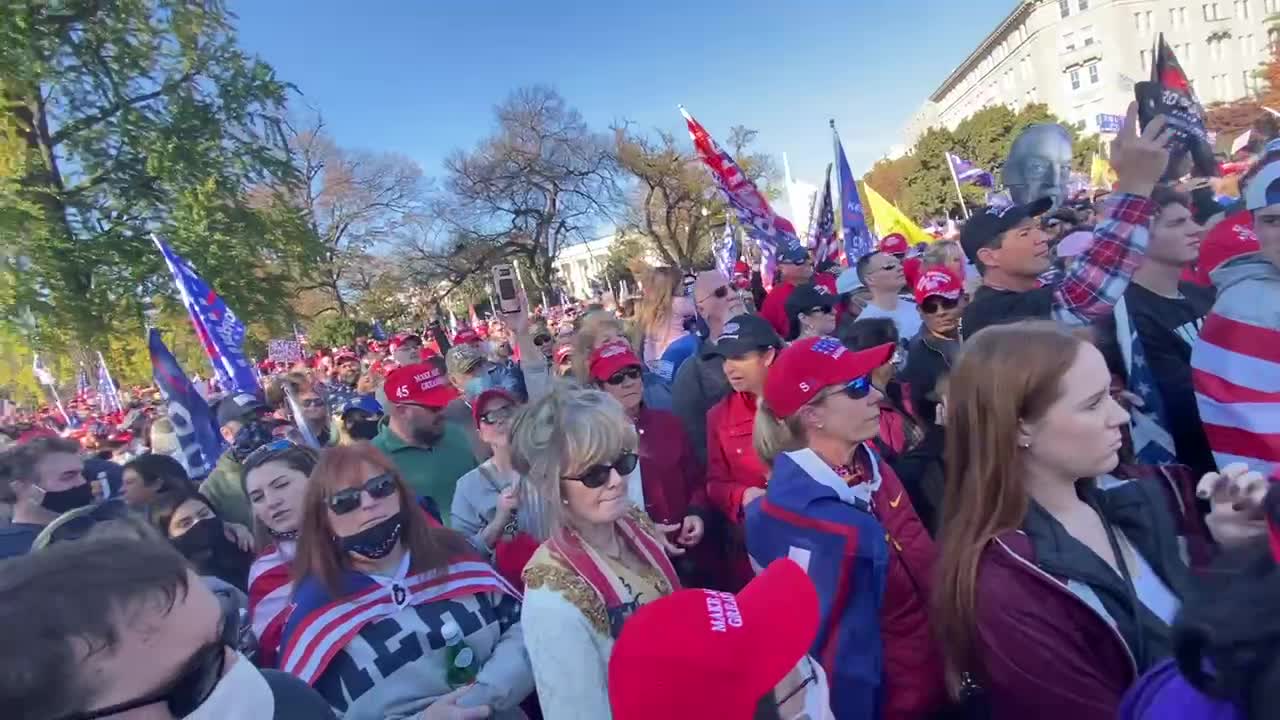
[1019,441,1031,449]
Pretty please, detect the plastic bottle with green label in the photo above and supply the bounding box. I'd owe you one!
[441,620,478,688]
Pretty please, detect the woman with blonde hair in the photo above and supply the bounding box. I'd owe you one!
[932,321,1266,720]
[628,266,697,382]
[744,335,944,720]
[514,387,681,720]
[571,309,672,410]
[279,442,532,719]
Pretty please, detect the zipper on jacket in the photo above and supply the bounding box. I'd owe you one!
[993,536,1138,677]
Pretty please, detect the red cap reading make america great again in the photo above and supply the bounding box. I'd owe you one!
[382,363,458,409]
[607,559,820,720]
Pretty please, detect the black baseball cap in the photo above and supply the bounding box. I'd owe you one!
[776,243,810,265]
[959,197,1053,264]
[702,313,784,360]
[783,283,835,317]
[216,393,267,428]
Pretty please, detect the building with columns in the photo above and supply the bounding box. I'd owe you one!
[904,0,1279,146]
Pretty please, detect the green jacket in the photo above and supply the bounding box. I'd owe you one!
[199,451,254,529]
[371,419,477,523]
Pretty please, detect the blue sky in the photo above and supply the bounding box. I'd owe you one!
[230,0,1015,201]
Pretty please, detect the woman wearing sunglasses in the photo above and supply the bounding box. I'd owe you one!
[149,487,256,594]
[571,309,673,411]
[746,335,945,720]
[783,282,838,341]
[587,339,715,586]
[450,388,542,589]
[280,442,533,719]
[512,387,681,720]
[241,440,319,668]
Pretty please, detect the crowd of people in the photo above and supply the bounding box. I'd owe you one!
[2,103,1280,720]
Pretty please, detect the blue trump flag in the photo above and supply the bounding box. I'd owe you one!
[153,236,258,395]
[831,121,875,264]
[149,329,223,479]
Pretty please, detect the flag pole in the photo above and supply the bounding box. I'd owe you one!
[96,351,120,413]
[945,152,970,219]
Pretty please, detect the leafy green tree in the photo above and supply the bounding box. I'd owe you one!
[308,315,371,350]
[0,0,316,356]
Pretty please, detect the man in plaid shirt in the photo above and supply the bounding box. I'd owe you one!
[959,104,1173,339]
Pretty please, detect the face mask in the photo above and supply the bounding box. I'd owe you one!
[463,372,497,402]
[347,418,380,441]
[185,653,275,720]
[172,517,238,566]
[38,482,94,514]
[338,511,403,559]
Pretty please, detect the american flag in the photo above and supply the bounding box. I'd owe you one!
[681,106,801,291]
[832,122,875,264]
[809,166,839,266]
[75,363,91,402]
[96,352,123,415]
[946,152,995,187]
[713,217,739,282]
[1115,298,1177,464]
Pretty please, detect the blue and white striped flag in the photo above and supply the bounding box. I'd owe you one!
[946,152,995,187]
[76,363,91,401]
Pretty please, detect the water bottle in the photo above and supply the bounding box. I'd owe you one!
[441,620,478,688]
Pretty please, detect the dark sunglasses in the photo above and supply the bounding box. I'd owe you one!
[605,367,642,386]
[844,375,872,400]
[58,599,239,720]
[479,406,515,425]
[563,452,639,489]
[698,284,730,302]
[921,296,961,314]
[804,305,833,315]
[533,334,552,346]
[327,472,398,515]
[301,397,327,408]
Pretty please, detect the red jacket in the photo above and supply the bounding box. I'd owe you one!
[634,406,717,584]
[635,406,709,525]
[859,449,947,719]
[706,391,769,521]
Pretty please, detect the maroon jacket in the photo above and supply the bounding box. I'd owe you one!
[972,472,1200,720]
[634,406,715,582]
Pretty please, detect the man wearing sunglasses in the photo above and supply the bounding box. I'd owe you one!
[671,271,747,462]
[372,363,477,523]
[853,250,921,343]
[0,537,336,720]
[901,267,966,427]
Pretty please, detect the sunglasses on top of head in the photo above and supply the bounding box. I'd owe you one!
[327,472,398,515]
[605,367,642,386]
[922,296,961,314]
[562,451,639,489]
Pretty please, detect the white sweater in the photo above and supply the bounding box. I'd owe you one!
[521,583,616,720]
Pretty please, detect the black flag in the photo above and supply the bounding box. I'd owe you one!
[1135,33,1218,179]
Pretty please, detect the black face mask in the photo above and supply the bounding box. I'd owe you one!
[40,483,94,514]
[346,418,380,441]
[172,517,249,584]
[338,512,403,560]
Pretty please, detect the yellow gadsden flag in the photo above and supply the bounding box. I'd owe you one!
[861,183,936,247]
[1090,153,1118,190]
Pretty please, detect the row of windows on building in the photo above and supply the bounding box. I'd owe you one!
[1137,0,1272,29]
[1136,33,1265,67]
[1060,0,1089,18]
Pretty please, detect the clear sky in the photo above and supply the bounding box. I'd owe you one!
[229,0,1016,200]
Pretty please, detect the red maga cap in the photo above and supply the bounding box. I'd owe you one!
[912,267,964,305]
[608,559,820,720]
[382,363,458,409]
[763,336,894,419]
[588,339,642,382]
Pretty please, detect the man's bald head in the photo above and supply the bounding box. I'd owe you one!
[692,270,745,326]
